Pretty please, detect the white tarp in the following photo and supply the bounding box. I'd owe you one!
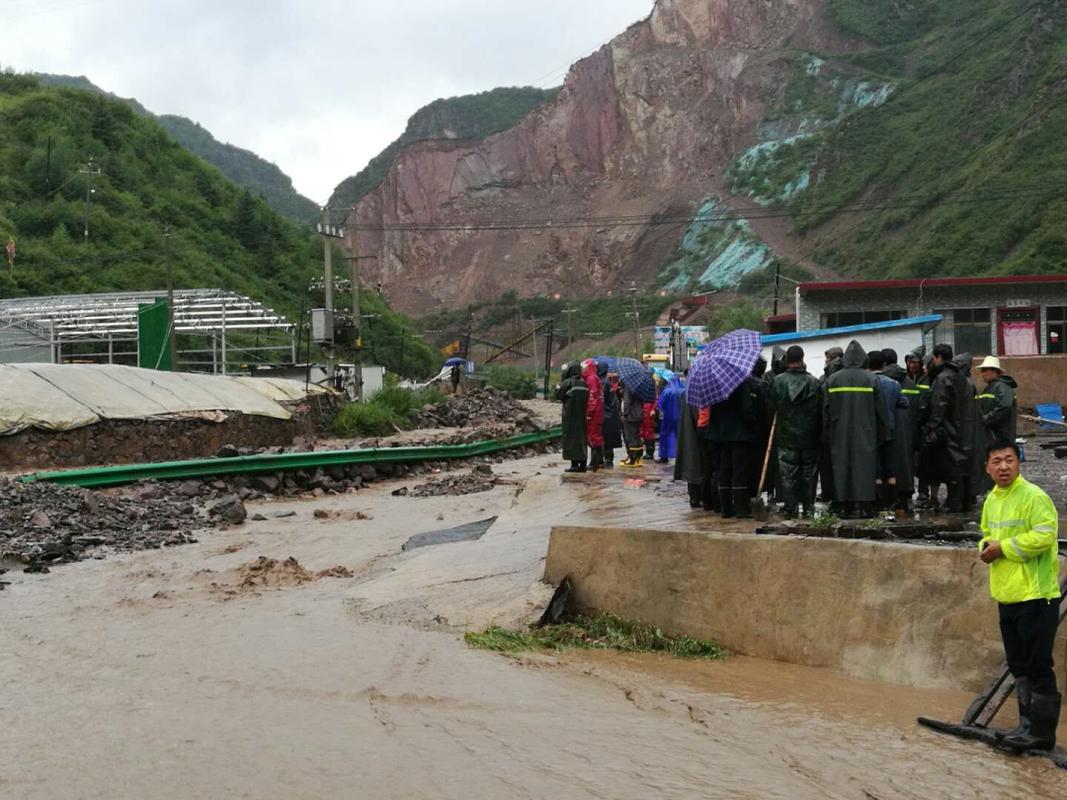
[0,363,331,435]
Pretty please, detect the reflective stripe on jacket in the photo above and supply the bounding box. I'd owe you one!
[978,476,1061,604]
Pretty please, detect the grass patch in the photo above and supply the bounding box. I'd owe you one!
[464,612,728,660]
[331,382,446,437]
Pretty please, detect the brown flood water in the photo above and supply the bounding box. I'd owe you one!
[2,455,1066,799]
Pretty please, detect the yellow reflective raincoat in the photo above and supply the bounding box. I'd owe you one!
[978,476,1061,604]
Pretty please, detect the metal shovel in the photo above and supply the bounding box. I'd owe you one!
[751,414,777,522]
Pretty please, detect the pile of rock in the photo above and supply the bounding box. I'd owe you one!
[410,464,501,497]
[410,388,544,433]
[0,477,246,569]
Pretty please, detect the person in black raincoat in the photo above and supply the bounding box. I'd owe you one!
[599,364,623,469]
[977,356,1018,442]
[555,362,589,473]
[770,346,822,518]
[620,382,646,467]
[818,346,845,504]
[975,356,1018,495]
[674,392,706,508]
[762,346,787,501]
[824,341,883,515]
[924,345,976,513]
[904,349,930,506]
[707,362,762,518]
[880,348,917,512]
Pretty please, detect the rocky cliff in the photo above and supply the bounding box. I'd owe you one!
[345,0,869,313]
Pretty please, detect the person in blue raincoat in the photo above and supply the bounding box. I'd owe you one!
[656,374,684,461]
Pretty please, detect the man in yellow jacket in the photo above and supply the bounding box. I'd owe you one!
[979,439,1062,752]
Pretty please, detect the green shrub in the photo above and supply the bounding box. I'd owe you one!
[331,402,404,437]
[483,365,537,399]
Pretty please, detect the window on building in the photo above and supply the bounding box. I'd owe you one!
[1047,307,1067,354]
[935,308,991,356]
[821,310,905,328]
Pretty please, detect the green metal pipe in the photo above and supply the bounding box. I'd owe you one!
[22,427,562,489]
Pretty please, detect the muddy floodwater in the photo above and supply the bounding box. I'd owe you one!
[3,455,1066,799]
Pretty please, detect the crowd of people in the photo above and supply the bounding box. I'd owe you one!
[557,341,1019,520]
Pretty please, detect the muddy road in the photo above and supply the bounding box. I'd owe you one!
[3,455,1066,799]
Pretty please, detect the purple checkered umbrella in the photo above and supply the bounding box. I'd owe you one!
[614,357,656,403]
[685,329,762,407]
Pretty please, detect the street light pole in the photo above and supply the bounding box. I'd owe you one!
[163,225,177,371]
[628,282,641,360]
[79,157,101,244]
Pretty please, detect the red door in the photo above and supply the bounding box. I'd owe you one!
[997,307,1039,356]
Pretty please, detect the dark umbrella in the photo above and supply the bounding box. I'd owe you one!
[614,357,656,403]
[685,329,762,407]
[443,357,466,367]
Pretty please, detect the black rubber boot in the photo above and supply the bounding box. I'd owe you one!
[1001,691,1061,752]
[719,488,735,518]
[997,679,1033,742]
[732,488,752,519]
[564,461,581,473]
[576,460,587,473]
[687,483,703,509]
[589,448,603,472]
[603,448,614,468]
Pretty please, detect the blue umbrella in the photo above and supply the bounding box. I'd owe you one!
[592,355,618,371]
[685,329,761,408]
[443,357,466,367]
[653,367,675,382]
[614,357,656,403]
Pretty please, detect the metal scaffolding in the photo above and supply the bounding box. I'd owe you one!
[0,289,296,373]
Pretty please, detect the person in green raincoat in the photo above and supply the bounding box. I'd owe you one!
[555,362,589,473]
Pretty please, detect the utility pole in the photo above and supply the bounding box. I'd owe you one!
[628,281,641,360]
[163,225,177,371]
[317,214,342,383]
[543,321,554,399]
[562,308,578,347]
[530,317,538,386]
[463,310,474,360]
[773,261,782,316]
[79,157,101,244]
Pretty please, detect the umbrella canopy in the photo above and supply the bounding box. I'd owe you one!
[592,355,618,371]
[443,357,466,367]
[653,367,675,382]
[615,357,656,403]
[685,329,762,408]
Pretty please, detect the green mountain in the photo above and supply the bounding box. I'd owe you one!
[0,73,434,377]
[35,74,319,222]
[328,86,558,209]
[732,0,1067,281]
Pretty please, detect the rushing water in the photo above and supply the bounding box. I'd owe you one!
[2,457,1065,798]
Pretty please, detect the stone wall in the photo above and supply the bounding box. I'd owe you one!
[545,525,1066,693]
[0,395,338,471]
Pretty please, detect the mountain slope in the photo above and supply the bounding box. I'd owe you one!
[35,74,319,222]
[339,0,1067,315]
[0,74,435,377]
[327,86,559,210]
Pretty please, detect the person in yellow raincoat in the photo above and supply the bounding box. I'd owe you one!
[978,439,1062,752]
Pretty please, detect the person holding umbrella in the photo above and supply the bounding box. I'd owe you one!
[615,357,656,468]
[444,356,466,395]
[685,329,763,516]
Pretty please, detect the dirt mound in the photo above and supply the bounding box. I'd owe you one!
[0,477,246,570]
[238,556,316,589]
[212,556,355,598]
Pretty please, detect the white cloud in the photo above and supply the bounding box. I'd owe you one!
[3,0,653,203]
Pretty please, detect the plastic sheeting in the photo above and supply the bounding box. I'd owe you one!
[0,364,331,435]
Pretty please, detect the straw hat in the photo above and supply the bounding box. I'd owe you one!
[978,356,1002,372]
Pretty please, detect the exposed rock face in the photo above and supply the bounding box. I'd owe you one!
[346,0,856,313]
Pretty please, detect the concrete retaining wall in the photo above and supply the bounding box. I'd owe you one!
[545,526,1066,693]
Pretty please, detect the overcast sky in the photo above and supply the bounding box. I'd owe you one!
[3,0,654,204]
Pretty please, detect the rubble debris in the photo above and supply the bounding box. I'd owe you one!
[0,477,244,568]
[409,387,544,434]
[410,464,504,497]
[211,556,354,598]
